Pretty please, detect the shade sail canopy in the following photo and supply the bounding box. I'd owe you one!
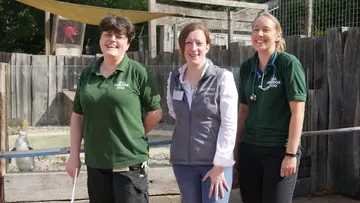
[17,0,174,25]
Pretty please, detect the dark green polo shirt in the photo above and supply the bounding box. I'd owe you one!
[72,55,161,169]
[239,51,307,147]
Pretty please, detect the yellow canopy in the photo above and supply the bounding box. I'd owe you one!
[17,0,173,25]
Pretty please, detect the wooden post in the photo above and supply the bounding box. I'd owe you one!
[227,8,233,49]
[45,12,51,55]
[338,27,360,197]
[173,24,178,51]
[305,0,313,37]
[311,36,329,194]
[227,8,233,63]
[326,27,346,195]
[148,0,157,58]
[0,63,9,203]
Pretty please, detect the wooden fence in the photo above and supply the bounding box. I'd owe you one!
[1,27,360,198]
[0,45,253,127]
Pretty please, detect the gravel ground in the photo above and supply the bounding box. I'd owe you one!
[24,123,174,133]
[25,126,70,133]
[9,125,172,172]
[8,145,171,173]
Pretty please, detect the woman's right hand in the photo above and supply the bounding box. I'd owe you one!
[66,155,81,180]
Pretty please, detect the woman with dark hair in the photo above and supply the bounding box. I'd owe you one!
[66,16,163,203]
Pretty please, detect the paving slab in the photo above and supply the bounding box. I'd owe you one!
[30,194,360,203]
[229,189,360,203]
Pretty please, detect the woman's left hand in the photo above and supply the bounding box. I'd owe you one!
[280,156,297,177]
[202,165,230,200]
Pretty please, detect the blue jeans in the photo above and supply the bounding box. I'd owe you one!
[172,164,233,203]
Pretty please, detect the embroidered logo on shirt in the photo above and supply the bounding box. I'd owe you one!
[199,87,216,96]
[258,76,281,91]
[114,81,129,89]
[266,77,281,88]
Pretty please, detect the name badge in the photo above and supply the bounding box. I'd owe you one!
[172,90,184,101]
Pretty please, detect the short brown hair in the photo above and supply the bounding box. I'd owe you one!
[99,16,135,42]
[178,23,211,58]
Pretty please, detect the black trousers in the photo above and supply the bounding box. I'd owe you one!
[87,164,148,203]
[237,142,301,203]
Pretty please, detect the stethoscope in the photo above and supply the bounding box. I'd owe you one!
[250,52,278,101]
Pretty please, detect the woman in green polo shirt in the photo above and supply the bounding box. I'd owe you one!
[235,12,307,203]
[65,16,162,203]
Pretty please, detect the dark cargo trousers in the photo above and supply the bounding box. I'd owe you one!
[87,163,148,203]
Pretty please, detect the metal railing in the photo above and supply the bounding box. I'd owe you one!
[2,126,360,159]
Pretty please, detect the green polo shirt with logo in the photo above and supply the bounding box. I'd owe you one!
[72,55,161,169]
[239,51,307,147]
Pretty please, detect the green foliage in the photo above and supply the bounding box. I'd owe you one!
[113,0,147,11]
[243,0,268,3]
[156,0,265,11]
[0,0,358,53]
[0,0,267,54]
[0,0,43,53]
[157,0,223,11]
[61,0,114,7]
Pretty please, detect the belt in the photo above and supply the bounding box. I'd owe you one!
[112,163,142,172]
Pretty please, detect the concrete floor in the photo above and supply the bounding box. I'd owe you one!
[149,194,360,203]
[293,195,360,203]
[33,194,360,203]
[8,131,360,203]
[229,190,360,203]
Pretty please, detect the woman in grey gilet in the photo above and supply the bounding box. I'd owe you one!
[166,22,238,203]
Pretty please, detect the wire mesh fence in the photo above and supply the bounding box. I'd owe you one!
[156,0,360,52]
[269,0,360,37]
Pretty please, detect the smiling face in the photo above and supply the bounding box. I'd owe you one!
[178,23,211,67]
[98,16,135,60]
[251,15,280,53]
[183,29,210,66]
[99,31,130,59]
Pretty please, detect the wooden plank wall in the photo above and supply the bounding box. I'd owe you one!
[341,27,360,198]
[0,63,9,203]
[310,36,329,194]
[1,27,360,198]
[326,27,360,198]
[2,47,250,126]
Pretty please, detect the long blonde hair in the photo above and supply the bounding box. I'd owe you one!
[253,12,286,52]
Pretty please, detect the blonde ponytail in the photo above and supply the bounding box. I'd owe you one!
[276,37,286,52]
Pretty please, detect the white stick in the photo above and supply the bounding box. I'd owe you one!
[71,168,78,203]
